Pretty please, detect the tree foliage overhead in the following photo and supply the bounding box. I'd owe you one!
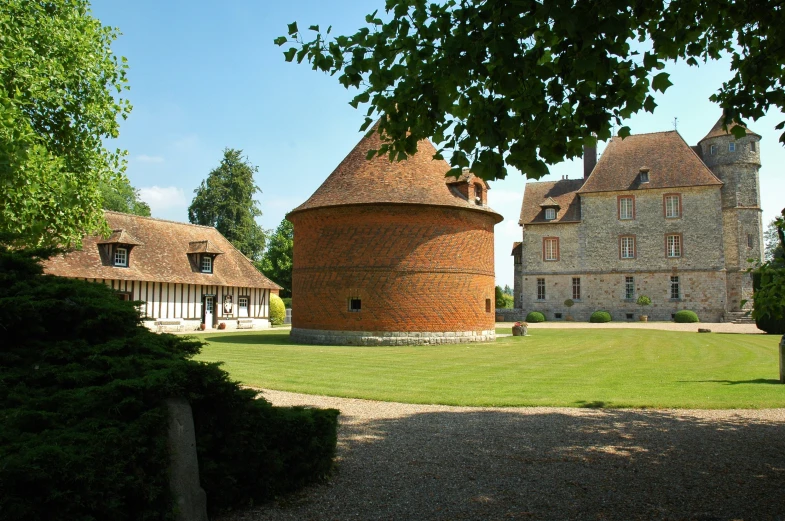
[277,0,785,180]
[258,217,293,297]
[188,148,266,262]
[100,176,151,217]
[0,0,131,247]
[750,208,785,331]
[764,218,785,263]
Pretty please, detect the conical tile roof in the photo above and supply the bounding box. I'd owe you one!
[289,124,502,222]
[699,115,760,143]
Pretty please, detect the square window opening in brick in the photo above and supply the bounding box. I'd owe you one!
[626,313,634,320]
[349,298,362,312]
[485,299,491,313]
[554,312,562,319]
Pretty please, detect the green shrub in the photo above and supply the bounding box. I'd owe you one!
[674,310,700,323]
[270,293,286,325]
[0,248,337,520]
[282,297,292,308]
[752,270,785,334]
[563,299,574,308]
[526,311,546,322]
[590,310,612,323]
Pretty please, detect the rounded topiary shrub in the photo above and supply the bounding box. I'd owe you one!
[270,293,286,325]
[674,310,700,323]
[590,310,612,323]
[526,311,546,323]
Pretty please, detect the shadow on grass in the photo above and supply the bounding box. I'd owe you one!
[235,405,785,521]
[575,400,608,408]
[678,378,782,385]
[202,332,294,346]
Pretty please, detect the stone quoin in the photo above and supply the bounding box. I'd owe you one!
[287,123,503,345]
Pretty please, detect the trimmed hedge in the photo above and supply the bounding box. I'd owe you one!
[526,311,546,323]
[674,310,700,323]
[0,248,337,520]
[752,270,785,334]
[590,310,612,323]
[270,293,286,325]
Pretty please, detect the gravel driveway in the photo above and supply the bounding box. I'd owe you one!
[223,390,785,521]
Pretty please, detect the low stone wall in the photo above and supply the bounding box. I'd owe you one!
[495,308,525,322]
[290,328,496,346]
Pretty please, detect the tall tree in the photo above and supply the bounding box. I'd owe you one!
[1,0,131,247]
[764,219,785,263]
[277,0,785,180]
[100,176,151,217]
[258,218,293,298]
[188,149,266,261]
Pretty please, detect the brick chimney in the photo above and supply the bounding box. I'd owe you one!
[583,145,597,179]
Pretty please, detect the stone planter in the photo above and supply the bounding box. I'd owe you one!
[512,325,527,336]
[639,315,648,322]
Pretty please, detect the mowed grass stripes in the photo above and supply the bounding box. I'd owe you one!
[194,329,785,408]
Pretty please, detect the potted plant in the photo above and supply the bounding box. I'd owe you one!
[217,322,227,330]
[199,322,206,331]
[563,299,575,321]
[636,295,652,322]
[512,321,528,336]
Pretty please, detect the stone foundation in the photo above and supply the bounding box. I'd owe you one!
[290,328,496,346]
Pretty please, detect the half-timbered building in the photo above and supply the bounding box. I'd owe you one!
[44,211,282,331]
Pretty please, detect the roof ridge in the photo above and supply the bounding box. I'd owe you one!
[104,210,217,230]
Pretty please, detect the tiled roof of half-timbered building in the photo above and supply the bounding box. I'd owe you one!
[44,211,282,289]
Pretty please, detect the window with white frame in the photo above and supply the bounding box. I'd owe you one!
[238,297,249,317]
[545,208,556,220]
[201,255,213,273]
[619,196,634,220]
[670,276,680,299]
[536,278,546,300]
[729,142,736,152]
[543,237,559,261]
[666,234,682,258]
[664,194,681,218]
[625,276,635,300]
[114,247,128,267]
[572,277,581,300]
[620,236,635,259]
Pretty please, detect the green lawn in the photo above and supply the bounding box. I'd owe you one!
[193,328,785,409]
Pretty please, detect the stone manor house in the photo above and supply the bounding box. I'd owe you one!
[512,117,763,322]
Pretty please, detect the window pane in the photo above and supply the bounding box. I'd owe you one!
[625,276,634,299]
[621,237,634,258]
[667,235,681,257]
[572,277,581,300]
[619,197,633,219]
[537,278,545,300]
[665,195,680,218]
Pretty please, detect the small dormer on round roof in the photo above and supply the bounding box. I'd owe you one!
[446,167,490,207]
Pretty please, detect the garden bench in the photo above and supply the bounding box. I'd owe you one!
[236,318,254,330]
[155,319,183,333]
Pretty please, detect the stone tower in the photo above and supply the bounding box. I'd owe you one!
[698,116,763,311]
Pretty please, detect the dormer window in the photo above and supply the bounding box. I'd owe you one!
[201,255,213,273]
[639,168,650,183]
[114,247,128,267]
[545,208,556,220]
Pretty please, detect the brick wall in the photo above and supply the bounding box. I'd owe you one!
[289,205,497,333]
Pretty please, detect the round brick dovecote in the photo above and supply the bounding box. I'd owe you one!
[287,124,502,345]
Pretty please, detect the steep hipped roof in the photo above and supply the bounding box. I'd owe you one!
[44,211,282,289]
[289,125,502,223]
[699,115,761,143]
[578,131,722,193]
[519,179,584,225]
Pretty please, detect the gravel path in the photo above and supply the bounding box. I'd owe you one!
[223,390,785,521]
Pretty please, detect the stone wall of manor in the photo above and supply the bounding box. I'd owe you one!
[520,270,727,322]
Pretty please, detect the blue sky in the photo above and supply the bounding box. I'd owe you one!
[91,1,784,289]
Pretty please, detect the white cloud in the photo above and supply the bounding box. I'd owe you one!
[135,154,165,163]
[138,186,188,218]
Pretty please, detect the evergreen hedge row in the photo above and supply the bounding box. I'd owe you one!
[0,248,337,520]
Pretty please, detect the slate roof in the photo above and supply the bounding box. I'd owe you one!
[578,131,722,193]
[519,179,584,225]
[98,228,143,246]
[699,116,761,143]
[44,211,282,289]
[289,123,502,223]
